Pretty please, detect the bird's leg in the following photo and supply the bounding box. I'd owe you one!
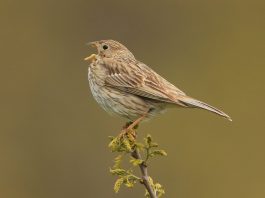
[127,114,147,131]
[118,108,152,142]
[118,118,141,140]
[122,121,133,129]
[119,121,135,140]
[119,113,148,139]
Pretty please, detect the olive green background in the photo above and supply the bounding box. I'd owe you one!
[1,0,265,197]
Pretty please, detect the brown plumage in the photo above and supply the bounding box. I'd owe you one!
[85,40,231,123]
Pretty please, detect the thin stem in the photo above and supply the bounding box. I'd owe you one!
[131,148,157,198]
[145,147,150,162]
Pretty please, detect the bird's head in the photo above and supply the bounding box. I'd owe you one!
[88,40,135,60]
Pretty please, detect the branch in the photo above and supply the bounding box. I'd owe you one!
[109,128,166,197]
[131,148,157,198]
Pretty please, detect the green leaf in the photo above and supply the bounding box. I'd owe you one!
[135,142,145,150]
[146,134,152,145]
[155,182,165,197]
[150,150,167,157]
[145,189,151,198]
[130,158,144,166]
[144,134,159,149]
[124,181,134,188]
[113,155,122,169]
[108,137,120,151]
[122,138,132,152]
[150,142,158,148]
[114,178,124,193]
[128,174,141,181]
[110,168,127,176]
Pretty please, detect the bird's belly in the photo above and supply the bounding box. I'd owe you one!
[88,77,166,121]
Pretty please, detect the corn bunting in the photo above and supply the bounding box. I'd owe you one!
[85,40,231,129]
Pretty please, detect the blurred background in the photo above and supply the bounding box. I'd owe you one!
[0,0,265,197]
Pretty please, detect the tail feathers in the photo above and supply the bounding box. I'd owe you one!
[178,96,232,121]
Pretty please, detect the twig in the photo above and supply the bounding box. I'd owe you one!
[109,128,165,197]
[131,148,157,198]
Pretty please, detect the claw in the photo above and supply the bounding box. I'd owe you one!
[118,129,136,143]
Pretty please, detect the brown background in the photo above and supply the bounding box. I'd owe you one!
[1,0,265,197]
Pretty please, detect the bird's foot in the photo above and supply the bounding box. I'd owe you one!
[118,128,136,142]
[122,121,139,130]
[119,122,138,142]
[122,121,133,129]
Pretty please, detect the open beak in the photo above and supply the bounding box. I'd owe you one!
[84,41,98,62]
[84,54,97,62]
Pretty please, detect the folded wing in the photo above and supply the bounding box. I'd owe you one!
[104,59,186,105]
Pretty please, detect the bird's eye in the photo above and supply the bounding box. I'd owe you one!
[102,45,108,50]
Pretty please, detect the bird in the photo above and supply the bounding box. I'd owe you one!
[85,40,231,131]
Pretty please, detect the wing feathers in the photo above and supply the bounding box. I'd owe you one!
[104,59,185,104]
